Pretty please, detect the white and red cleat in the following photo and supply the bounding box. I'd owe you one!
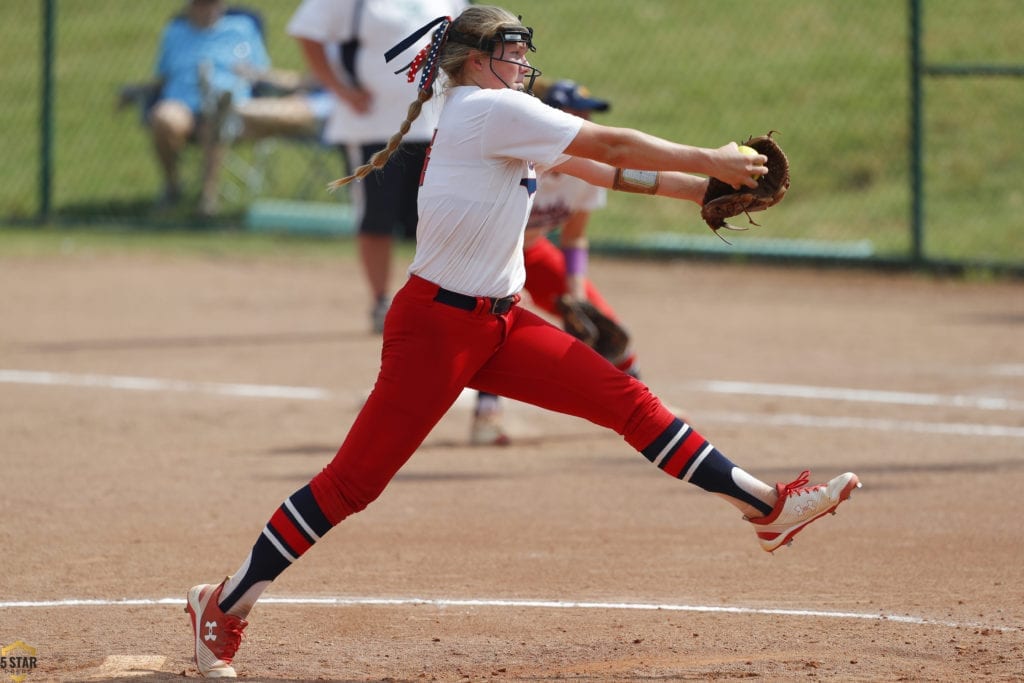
[185,580,248,678]
[748,470,861,553]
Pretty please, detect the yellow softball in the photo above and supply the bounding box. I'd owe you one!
[738,145,762,179]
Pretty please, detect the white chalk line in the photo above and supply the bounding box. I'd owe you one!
[687,379,1024,412]
[4,368,1020,411]
[698,410,1024,439]
[0,595,1015,634]
[0,369,329,401]
[3,369,1022,438]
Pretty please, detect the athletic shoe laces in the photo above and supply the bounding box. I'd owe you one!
[779,470,814,498]
[213,614,246,659]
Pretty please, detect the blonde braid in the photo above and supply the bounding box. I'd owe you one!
[327,88,434,192]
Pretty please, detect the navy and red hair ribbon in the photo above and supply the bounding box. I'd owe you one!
[385,16,452,92]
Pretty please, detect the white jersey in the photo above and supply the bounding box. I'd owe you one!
[527,172,607,233]
[411,86,584,298]
[287,0,467,145]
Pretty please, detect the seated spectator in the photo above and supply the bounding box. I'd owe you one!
[145,0,327,216]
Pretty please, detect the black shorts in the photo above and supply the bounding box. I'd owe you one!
[341,141,428,240]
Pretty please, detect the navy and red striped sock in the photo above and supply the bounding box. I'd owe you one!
[642,417,773,516]
[218,484,332,615]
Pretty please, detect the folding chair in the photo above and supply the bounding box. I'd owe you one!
[117,5,335,212]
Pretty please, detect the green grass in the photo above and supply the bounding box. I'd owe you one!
[2,0,1023,267]
[0,223,374,261]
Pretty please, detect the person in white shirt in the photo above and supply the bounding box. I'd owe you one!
[185,7,861,678]
[288,0,468,333]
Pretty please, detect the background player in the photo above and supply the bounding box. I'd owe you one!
[287,0,468,333]
[472,78,665,446]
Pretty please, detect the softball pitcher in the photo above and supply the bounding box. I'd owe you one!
[186,6,862,677]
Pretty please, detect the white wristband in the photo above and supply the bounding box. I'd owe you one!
[613,168,660,195]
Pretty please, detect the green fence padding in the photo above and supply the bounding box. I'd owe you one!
[245,199,355,236]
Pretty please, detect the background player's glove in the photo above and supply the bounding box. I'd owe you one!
[700,131,790,240]
[556,295,631,364]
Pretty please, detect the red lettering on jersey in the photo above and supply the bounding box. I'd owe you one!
[419,129,438,186]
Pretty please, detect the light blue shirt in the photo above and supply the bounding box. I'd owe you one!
[156,13,270,113]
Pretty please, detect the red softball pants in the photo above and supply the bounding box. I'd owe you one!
[309,274,676,525]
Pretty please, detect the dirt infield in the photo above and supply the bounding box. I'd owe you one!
[2,249,1023,682]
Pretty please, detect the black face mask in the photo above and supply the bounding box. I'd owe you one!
[386,18,544,94]
[448,25,543,94]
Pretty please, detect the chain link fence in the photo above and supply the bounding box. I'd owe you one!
[3,0,1022,272]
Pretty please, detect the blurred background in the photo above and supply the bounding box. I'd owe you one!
[2,0,1022,272]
